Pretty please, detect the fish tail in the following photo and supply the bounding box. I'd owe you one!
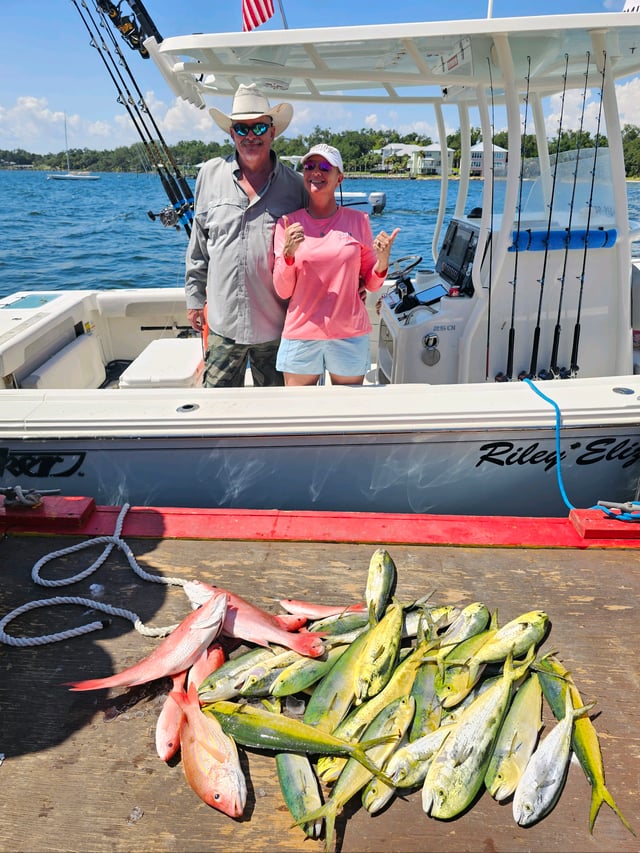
[292,801,337,853]
[351,738,396,785]
[590,785,636,836]
[65,672,135,691]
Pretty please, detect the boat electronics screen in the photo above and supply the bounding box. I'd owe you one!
[435,219,478,295]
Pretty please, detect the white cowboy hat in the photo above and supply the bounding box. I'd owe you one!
[209,83,293,137]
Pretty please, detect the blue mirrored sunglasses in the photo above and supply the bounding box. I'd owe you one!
[231,121,273,137]
[303,160,334,172]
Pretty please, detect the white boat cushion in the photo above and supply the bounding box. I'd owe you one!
[21,334,106,389]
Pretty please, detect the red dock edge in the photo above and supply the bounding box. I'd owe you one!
[1,495,639,548]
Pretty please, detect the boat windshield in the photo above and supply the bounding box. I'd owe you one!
[520,149,615,228]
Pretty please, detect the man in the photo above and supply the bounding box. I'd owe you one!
[186,83,307,386]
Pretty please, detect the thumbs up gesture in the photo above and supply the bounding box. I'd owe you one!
[282,214,305,260]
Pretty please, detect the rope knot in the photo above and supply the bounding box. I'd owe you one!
[1,486,61,509]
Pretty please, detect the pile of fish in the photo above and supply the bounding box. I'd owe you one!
[67,549,634,850]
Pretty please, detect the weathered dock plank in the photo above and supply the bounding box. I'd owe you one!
[1,534,637,852]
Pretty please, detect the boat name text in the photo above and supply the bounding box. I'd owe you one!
[0,449,86,478]
[475,437,640,472]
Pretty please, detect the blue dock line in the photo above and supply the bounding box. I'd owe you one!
[522,378,640,521]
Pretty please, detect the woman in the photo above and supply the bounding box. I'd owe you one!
[273,143,400,386]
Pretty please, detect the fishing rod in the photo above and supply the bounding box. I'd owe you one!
[496,56,531,383]
[540,51,592,381]
[72,0,193,235]
[94,2,194,214]
[570,50,607,378]
[485,57,496,382]
[522,53,569,381]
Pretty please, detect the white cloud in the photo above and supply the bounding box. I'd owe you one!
[3,75,640,156]
[616,77,640,126]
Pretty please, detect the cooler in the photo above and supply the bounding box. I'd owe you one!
[119,338,204,388]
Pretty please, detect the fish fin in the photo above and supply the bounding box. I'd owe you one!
[192,592,227,628]
[452,744,474,768]
[507,730,521,757]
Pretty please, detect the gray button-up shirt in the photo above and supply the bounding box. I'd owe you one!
[185,152,306,344]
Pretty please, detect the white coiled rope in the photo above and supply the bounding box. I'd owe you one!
[0,503,190,647]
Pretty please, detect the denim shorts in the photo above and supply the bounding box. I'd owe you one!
[276,335,371,376]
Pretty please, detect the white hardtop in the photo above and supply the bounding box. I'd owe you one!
[150,13,640,108]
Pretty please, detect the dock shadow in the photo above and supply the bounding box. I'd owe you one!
[0,513,177,759]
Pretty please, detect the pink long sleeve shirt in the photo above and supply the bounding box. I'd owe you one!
[273,207,385,340]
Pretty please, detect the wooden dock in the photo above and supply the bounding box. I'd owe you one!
[0,502,638,852]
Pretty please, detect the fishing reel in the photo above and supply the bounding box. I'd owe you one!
[147,204,191,230]
[96,0,149,58]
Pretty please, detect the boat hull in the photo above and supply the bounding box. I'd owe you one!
[2,420,638,516]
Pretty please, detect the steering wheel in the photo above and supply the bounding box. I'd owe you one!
[385,255,423,281]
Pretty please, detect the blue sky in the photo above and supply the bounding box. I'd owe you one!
[0,0,633,154]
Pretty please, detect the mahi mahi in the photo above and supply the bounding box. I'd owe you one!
[512,690,591,827]
[422,649,534,819]
[536,652,635,835]
[484,672,543,801]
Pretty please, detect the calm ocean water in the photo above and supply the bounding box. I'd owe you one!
[1,169,639,301]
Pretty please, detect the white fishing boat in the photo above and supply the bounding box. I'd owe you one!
[2,8,640,516]
[279,156,387,213]
[339,189,386,214]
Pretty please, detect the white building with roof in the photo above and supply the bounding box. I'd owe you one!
[469,142,508,177]
[377,143,453,176]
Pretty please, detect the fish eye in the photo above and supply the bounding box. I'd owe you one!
[214,792,221,801]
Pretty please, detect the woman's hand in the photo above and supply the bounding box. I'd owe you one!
[282,214,305,259]
[373,228,401,274]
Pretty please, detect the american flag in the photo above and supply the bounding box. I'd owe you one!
[242,0,275,31]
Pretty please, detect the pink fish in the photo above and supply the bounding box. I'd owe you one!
[66,591,228,691]
[172,682,247,817]
[155,671,187,761]
[184,580,325,658]
[187,642,225,692]
[278,598,366,619]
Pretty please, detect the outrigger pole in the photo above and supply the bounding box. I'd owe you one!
[570,51,607,378]
[71,0,193,235]
[541,51,592,381]
[522,53,569,381]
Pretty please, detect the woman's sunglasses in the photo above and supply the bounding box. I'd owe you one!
[303,160,334,172]
[231,121,273,137]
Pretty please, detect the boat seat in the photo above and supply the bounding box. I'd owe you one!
[21,333,106,389]
[119,337,204,388]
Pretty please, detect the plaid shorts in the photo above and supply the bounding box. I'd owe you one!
[203,332,284,387]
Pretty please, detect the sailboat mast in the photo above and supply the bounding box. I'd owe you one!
[64,114,71,173]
